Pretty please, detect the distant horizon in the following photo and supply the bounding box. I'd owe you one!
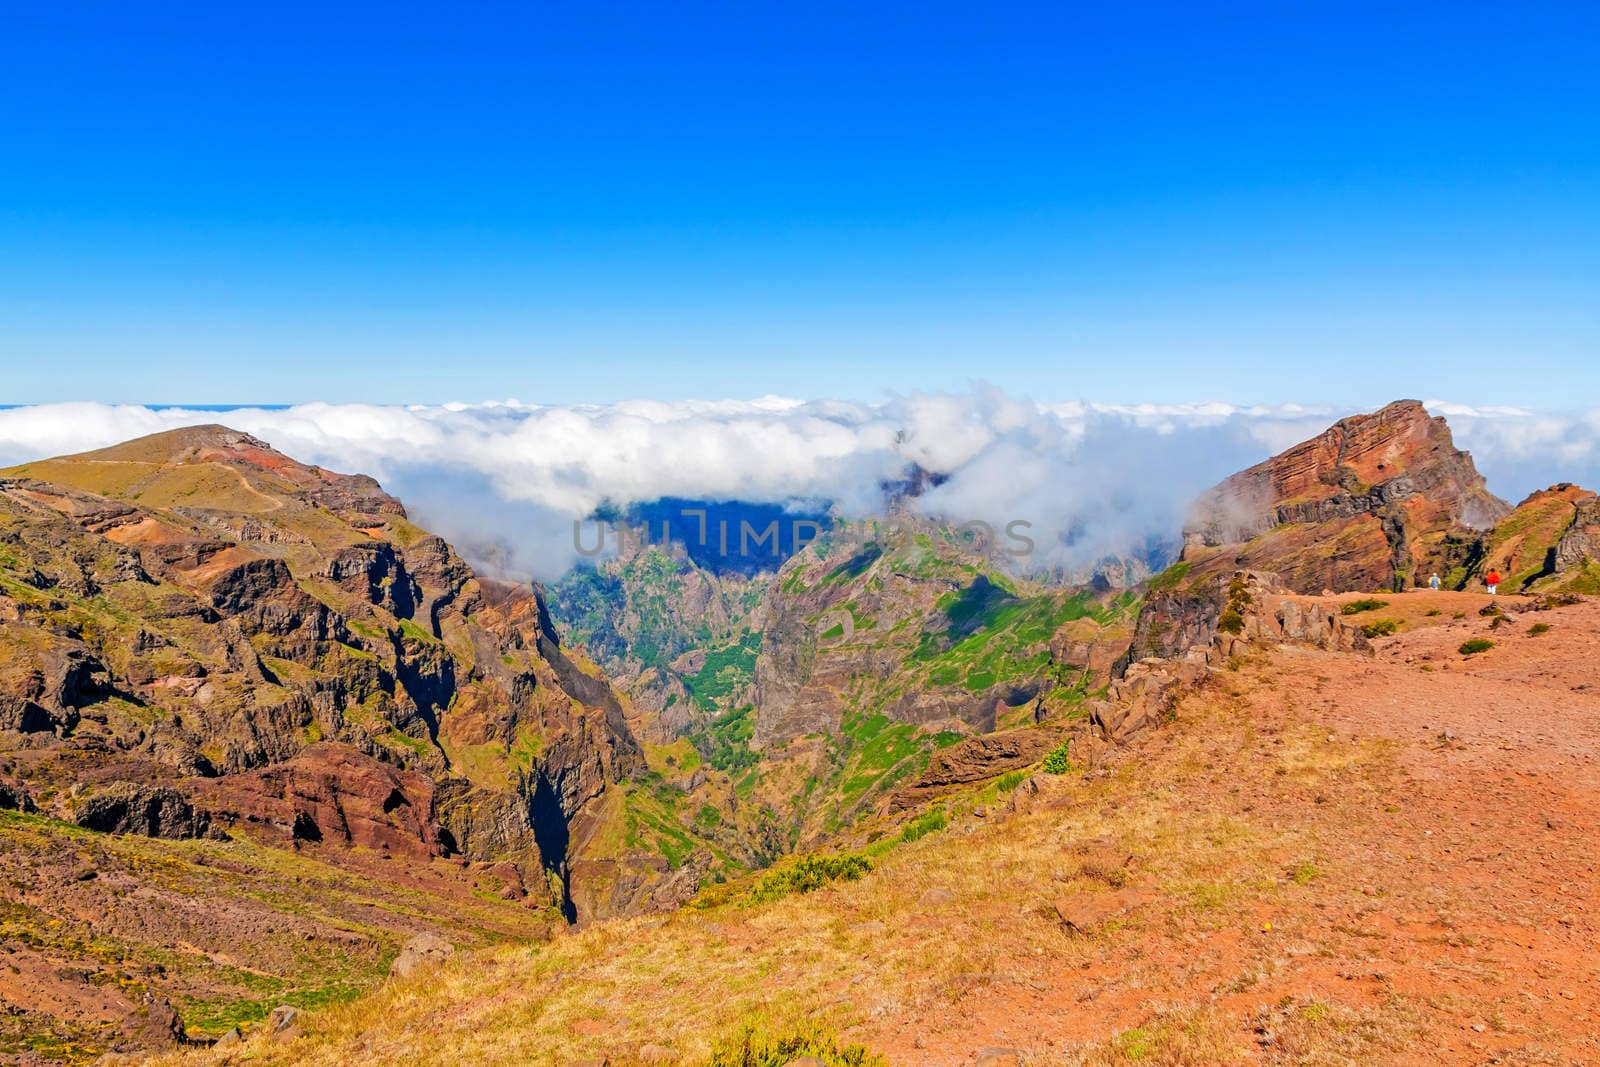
[4,391,1596,581]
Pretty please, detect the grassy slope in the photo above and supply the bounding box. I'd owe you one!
[0,812,549,1062]
[149,672,1405,1066]
[159,593,1600,1066]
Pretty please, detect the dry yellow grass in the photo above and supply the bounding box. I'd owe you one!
[148,670,1411,1065]
[152,612,1600,1064]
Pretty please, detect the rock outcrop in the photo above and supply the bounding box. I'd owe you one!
[890,726,1069,811]
[1555,494,1600,575]
[72,782,213,839]
[1182,400,1508,593]
[1090,572,1371,742]
[389,933,457,978]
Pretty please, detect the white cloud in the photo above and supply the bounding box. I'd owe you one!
[1,392,1596,579]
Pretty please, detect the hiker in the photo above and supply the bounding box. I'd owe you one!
[1429,572,1441,590]
[1485,568,1502,595]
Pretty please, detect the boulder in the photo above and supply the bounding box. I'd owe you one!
[390,932,456,978]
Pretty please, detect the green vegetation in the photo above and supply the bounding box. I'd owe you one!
[827,712,926,820]
[380,728,432,758]
[1217,574,1254,635]
[618,779,700,869]
[1341,598,1390,615]
[1562,561,1600,595]
[1146,560,1192,593]
[1459,638,1495,656]
[907,584,1130,696]
[899,806,947,843]
[1528,622,1551,636]
[1360,618,1399,638]
[1289,861,1322,885]
[1042,739,1073,775]
[822,543,884,586]
[706,1023,886,1067]
[746,853,872,904]
[685,632,761,712]
[181,982,362,1038]
[996,769,1029,792]
[689,704,758,773]
[395,617,437,643]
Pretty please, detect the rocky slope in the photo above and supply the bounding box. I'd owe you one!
[1477,482,1600,594]
[0,426,667,1051]
[1181,399,1508,593]
[1128,402,1600,672]
[144,588,1600,1066]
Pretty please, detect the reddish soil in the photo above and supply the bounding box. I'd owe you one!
[866,591,1600,1065]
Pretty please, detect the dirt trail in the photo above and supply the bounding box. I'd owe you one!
[865,591,1600,1065]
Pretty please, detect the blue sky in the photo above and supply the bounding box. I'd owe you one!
[2,2,1597,407]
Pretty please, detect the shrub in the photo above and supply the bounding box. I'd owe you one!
[747,853,871,904]
[1217,607,1245,635]
[1340,598,1389,615]
[899,807,947,843]
[1459,638,1495,656]
[1360,618,1399,638]
[1042,739,1073,775]
[707,1024,887,1067]
[1425,609,1442,617]
[1527,622,1551,636]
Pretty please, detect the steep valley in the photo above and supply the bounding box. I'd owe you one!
[3,401,1600,1063]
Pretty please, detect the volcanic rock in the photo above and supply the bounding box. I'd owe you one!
[1182,400,1507,593]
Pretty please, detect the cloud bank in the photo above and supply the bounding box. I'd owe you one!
[1,392,1596,580]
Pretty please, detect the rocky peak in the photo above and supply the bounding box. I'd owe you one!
[1181,400,1508,592]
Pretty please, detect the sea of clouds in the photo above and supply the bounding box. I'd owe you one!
[1,390,1596,580]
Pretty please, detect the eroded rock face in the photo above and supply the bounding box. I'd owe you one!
[196,743,445,857]
[0,425,641,924]
[1091,572,1370,743]
[1554,493,1600,573]
[0,643,105,734]
[1182,400,1508,593]
[0,780,36,812]
[751,531,1075,746]
[567,848,715,920]
[72,783,211,839]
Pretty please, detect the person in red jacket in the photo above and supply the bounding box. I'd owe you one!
[1485,569,1502,595]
